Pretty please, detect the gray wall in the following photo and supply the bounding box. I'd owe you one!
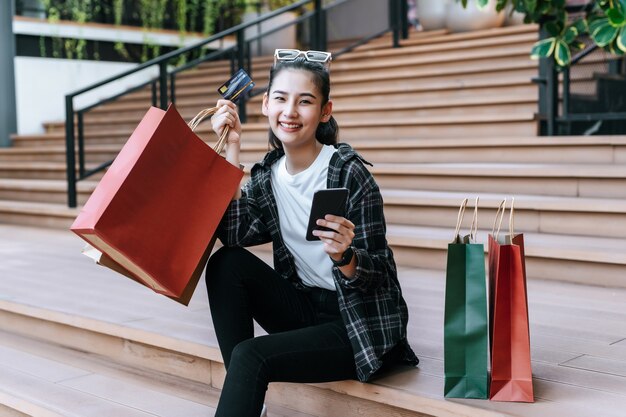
[326,0,389,42]
[1,0,17,147]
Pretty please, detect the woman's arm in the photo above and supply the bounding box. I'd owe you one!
[314,159,396,292]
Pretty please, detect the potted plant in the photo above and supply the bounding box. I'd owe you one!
[446,0,505,32]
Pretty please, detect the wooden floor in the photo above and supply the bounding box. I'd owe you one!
[1,223,626,417]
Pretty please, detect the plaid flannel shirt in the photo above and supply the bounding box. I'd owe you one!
[216,143,418,381]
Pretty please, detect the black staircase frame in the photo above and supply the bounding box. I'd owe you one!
[65,0,408,207]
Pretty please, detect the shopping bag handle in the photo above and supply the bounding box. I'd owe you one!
[454,198,469,239]
[187,107,230,154]
[454,197,479,242]
[492,199,507,240]
[509,197,516,242]
[470,196,479,242]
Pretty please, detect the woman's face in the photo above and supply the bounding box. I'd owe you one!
[262,68,332,149]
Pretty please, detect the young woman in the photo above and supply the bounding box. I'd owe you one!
[207,50,418,417]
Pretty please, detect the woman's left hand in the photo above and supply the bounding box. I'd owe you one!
[312,214,355,262]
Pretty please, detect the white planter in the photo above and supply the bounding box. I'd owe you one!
[244,10,297,57]
[416,0,450,31]
[504,5,526,26]
[445,0,505,33]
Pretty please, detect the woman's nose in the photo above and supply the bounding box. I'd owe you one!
[283,100,298,117]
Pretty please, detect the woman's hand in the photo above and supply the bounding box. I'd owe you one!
[211,99,242,147]
[313,214,357,277]
[211,99,242,171]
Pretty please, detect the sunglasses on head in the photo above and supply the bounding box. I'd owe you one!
[274,49,332,67]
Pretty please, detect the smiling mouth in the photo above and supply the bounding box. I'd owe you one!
[279,121,302,129]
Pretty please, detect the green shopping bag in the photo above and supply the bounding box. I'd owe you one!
[444,198,489,399]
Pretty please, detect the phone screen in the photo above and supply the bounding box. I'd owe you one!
[305,188,349,241]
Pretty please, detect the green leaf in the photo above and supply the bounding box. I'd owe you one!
[589,17,610,35]
[530,38,556,60]
[563,25,578,43]
[461,0,468,8]
[617,26,626,51]
[524,0,537,13]
[592,21,620,46]
[555,40,571,67]
[545,21,564,37]
[607,7,626,27]
[553,0,566,7]
[477,0,489,10]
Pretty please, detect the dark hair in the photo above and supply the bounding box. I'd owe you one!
[266,57,339,150]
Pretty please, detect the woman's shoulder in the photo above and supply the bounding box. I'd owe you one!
[329,143,377,191]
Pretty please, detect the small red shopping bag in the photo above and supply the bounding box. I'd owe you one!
[488,198,534,402]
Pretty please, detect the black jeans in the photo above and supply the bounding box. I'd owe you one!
[206,247,357,417]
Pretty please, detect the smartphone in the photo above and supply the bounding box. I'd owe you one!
[305,188,349,241]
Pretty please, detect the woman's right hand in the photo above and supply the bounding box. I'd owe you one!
[211,99,242,148]
[211,99,242,169]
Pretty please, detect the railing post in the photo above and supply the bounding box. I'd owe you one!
[65,96,78,208]
[319,7,327,52]
[159,61,168,109]
[400,0,409,39]
[562,66,571,135]
[151,81,158,107]
[546,56,558,136]
[237,29,247,123]
[170,73,176,105]
[77,111,85,178]
[389,0,400,48]
[313,0,322,50]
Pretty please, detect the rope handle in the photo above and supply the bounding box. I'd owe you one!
[187,107,230,155]
[454,198,469,238]
[469,197,479,242]
[492,198,507,240]
[509,197,516,242]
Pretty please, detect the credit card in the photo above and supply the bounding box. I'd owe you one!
[217,68,255,103]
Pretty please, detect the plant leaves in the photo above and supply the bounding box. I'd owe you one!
[617,26,626,51]
[545,20,564,36]
[607,7,626,27]
[530,37,556,59]
[563,25,578,43]
[524,0,537,13]
[555,39,571,66]
[477,0,489,10]
[592,21,620,46]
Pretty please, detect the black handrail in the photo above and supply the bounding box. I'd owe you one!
[65,0,407,207]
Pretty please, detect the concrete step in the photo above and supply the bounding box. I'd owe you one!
[0,179,96,205]
[380,189,626,239]
[369,162,626,198]
[0,200,78,228]
[0,144,121,163]
[387,224,626,288]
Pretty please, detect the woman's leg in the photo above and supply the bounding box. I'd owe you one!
[216,319,356,417]
[205,247,317,367]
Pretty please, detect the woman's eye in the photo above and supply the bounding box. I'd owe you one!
[300,100,311,104]
[273,96,285,101]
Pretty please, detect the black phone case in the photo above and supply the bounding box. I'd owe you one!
[305,188,349,241]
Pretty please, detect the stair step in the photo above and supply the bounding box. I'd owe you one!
[386,224,626,287]
[0,179,96,205]
[0,329,221,417]
[370,162,626,198]
[380,189,626,239]
[0,200,78,228]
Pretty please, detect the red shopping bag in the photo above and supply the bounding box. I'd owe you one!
[488,198,534,402]
[71,104,243,305]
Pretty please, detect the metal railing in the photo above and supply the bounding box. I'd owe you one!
[65,0,408,207]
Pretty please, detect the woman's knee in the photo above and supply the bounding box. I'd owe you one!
[205,246,248,287]
[229,338,269,379]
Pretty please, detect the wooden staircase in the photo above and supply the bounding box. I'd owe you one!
[2,23,626,416]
